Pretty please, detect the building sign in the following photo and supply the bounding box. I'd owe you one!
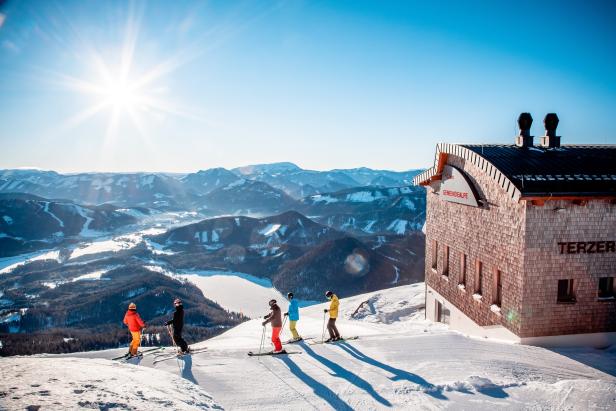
[435,165,480,207]
[558,241,616,254]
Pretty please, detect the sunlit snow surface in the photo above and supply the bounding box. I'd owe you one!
[16,283,614,410]
[180,271,288,318]
[0,357,222,410]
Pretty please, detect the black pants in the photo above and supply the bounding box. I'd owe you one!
[327,318,340,339]
[173,332,188,352]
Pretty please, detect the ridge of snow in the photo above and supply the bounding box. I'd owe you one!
[259,223,282,236]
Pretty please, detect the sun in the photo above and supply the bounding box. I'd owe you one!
[102,77,140,110]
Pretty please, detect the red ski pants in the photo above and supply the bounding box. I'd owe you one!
[271,327,282,351]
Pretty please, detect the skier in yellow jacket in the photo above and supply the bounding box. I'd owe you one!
[323,290,341,342]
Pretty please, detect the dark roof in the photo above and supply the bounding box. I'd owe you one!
[413,143,616,200]
[461,145,616,197]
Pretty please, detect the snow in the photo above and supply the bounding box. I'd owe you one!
[71,269,110,282]
[0,250,61,274]
[0,357,222,410]
[74,205,100,237]
[180,270,286,318]
[310,194,338,204]
[346,190,385,202]
[223,179,246,190]
[117,208,147,218]
[391,265,400,284]
[387,219,408,234]
[259,223,282,236]
[69,235,141,260]
[6,283,616,410]
[43,202,65,228]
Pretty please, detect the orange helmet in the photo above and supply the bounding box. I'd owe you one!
[128,302,137,310]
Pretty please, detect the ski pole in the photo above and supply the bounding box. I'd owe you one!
[258,325,266,355]
[281,315,288,339]
[166,324,179,353]
[321,311,327,344]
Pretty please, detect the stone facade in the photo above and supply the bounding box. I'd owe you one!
[423,150,616,339]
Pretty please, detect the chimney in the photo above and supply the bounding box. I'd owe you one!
[515,112,533,148]
[539,113,560,148]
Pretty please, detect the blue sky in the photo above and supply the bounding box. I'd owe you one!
[0,0,614,172]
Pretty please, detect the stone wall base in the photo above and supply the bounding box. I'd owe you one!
[426,286,616,348]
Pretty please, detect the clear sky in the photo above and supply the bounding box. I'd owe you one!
[0,0,615,173]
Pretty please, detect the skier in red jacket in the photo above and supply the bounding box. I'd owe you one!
[123,302,146,357]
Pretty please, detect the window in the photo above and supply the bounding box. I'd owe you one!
[493,269,502,306]
[557,279,576,303]
[459,253,467,286]
[474,260,483,295]
[431,240,438,271]
[443,246,450,276]
[598,277,615,299]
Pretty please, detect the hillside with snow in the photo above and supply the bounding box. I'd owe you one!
[3,283,614,410]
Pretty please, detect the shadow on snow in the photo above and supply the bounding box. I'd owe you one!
[301,342,393,407]
[336,341,448,400]
[276,355,353,411]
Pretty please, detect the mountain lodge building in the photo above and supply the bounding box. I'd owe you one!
[413,113,616,347]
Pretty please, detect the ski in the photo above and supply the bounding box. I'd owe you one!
[247,350,301,357]
[152,347,208,364]
[308,336,359,346]
[112,346,162,361]
[282,337,313,345]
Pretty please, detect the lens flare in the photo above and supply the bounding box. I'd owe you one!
[344,251,369,277]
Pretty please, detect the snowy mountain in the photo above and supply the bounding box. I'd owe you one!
[200,179,299,215]
[180,168,242,195]
[231,163,422,199]
[0,193,140,257]
[3,283,614,410]
[301,185,426,235]
[0,169,191,209]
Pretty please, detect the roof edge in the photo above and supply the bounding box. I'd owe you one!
[412,143,522,202]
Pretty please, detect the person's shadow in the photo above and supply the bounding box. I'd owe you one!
[276,355,353,411]
[336,341,449,400]
[179,355,198,385]
[301,342,393,407]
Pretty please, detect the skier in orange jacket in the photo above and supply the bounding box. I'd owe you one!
[123,302,146,357]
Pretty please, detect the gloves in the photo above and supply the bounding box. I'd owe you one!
[284,312,289,317]
[263,315,268,320]
[261,321,267,326]
[323,309,329,313]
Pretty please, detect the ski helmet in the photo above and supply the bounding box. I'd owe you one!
[287,292,294,299]
[269,299,277,306]
[128,302,137,310]
[325,290,333,298]
[174,298,182,305]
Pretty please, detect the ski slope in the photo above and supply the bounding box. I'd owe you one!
[3,283,615,410]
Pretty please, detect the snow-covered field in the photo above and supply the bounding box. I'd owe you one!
[0,357,222,410]
[3,283,615,410]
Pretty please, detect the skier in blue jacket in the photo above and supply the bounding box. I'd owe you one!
[283,292,302,342]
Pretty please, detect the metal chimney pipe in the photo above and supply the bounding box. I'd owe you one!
[515,112,534,148]
[539,113,561,148]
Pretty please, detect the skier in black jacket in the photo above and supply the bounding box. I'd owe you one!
[165,298,189,353]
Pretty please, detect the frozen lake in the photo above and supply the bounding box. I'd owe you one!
[180,271,288,318]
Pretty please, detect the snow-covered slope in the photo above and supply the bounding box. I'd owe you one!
[0,357,222,410]
[9,283,613,410]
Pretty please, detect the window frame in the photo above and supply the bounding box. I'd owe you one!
[474,260,483,295]
[557,279,576,303]
[598,277,615,300]
[493,269,502,306]
[459,253,467,287]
